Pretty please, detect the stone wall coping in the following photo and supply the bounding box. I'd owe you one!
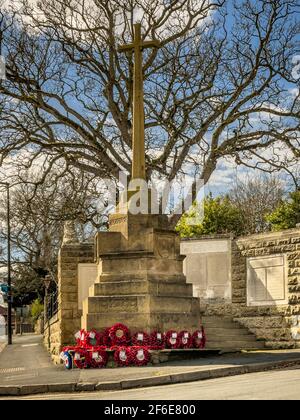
[60,242,94,249]
[181,234,234,241]
[237,228,300,243]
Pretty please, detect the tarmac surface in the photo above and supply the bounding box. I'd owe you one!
[13,367,300,400]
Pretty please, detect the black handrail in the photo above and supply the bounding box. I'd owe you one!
[46,290,58,321]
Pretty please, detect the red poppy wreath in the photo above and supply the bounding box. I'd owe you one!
[89,346,108,368]
[85,329,102,347]
[165,330,181,349]
[130,346,151,366]
[178,330,192,349]
[74,329,88,347]
[73,348,89,369]
[192,327,206,349]
[109,323,131,346]
[114,346,132,367]
[149,331,165,349]
[131,331,150,346]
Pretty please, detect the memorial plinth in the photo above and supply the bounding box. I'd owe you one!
[81,199,201,333]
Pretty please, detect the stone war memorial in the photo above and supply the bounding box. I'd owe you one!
[45,24,201,365]
[44,24,300,366]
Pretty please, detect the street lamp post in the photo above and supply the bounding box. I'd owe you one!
[0,182,12,345]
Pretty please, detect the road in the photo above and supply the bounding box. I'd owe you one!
[10,366,300,400]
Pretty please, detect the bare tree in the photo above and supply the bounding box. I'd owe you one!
[0,0,298,223]
[228,174,285,234]
[0,169,107,287]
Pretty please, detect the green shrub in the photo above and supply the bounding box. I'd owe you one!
[266,191,300,231]
[30,299,44,321]
[176,194,245,238]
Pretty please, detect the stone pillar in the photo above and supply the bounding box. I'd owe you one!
[45,241,94,363]
[231,239,247,306]
[58,243,94,347]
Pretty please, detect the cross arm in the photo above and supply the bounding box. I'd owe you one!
[142,40,161,49]
[118,40,161,53]
[118,43,134,53]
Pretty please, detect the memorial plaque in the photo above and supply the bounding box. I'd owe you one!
[181,239,231,302]
[247,255,286,306]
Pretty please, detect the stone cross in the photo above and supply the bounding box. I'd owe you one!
[119,23,160,180]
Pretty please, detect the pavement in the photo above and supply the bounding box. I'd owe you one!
[1,334,300,397]
[15,366,300,400]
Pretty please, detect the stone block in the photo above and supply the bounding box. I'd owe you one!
[75,383,95,392]
[19,385,48,396]
[121,376,172,389]
[0,386,20,396]
[48,383,76,393]
[96,382,122,391]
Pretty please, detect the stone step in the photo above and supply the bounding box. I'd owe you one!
[92,280,193,298]
[206,340,265,349]
[206,335,258,343]
[202,321,245,329]
[204,328,255,337]
[202,316,237,322]
[83,294,200,315]
[201,316,266,350]
[98,273,187,284]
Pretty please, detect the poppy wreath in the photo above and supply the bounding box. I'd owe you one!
[131,331,150,346]
[165,330,181,349]
[73,348,90,369]
[89,346,108,368]
[60,348,74,370]
[178,331,193,349]
[114,346,132,367]
[130,346,151,366]
[109,323,131,346]
[85,329,102,347]
[192,327,206,349]
[74,329,87,347]
[149,331,165,350]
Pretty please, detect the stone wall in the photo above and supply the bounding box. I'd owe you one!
[44,242,94,363]
[204,228,300,349]
[44,313,60,363]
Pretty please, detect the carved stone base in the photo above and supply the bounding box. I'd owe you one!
[82,213,201,333]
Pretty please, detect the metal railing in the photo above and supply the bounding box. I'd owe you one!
[46,290,58,321]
